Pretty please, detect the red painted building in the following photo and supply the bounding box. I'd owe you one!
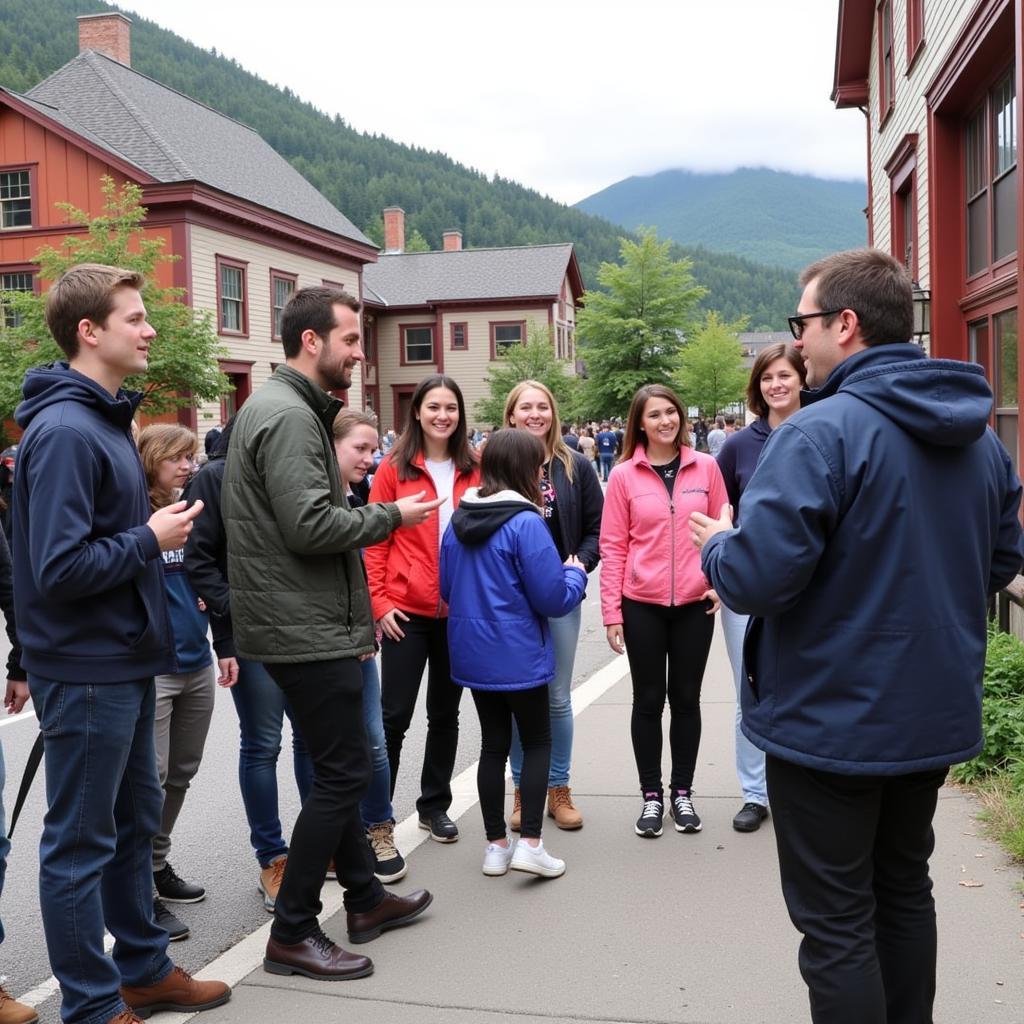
[0,13,376,440]
[833,0,1022,464]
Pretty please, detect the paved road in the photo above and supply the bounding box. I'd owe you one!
[0,576,616,1023]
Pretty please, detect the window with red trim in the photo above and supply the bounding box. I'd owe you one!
[0,267,36,328]
[906,0,924,69]
[216,256,249,336]
[270,270,296,341]
[0,169,32,230]
[489,320,526,359]
[965,67,1018,278]
[401,324,434,364]
[878,0,895,122]
[886,135,918,279]
[363,317,376,364]
[450,322,468,351]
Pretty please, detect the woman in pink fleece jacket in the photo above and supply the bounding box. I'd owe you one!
[599,384,729,839]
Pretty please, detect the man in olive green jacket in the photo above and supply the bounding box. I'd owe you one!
[223,286,442,982]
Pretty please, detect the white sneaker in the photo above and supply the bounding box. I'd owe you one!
[509,839,565,878]
[482,839,515,876]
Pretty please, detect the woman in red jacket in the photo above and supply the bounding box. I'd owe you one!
[366,375,480,843]
[599,384,728,839]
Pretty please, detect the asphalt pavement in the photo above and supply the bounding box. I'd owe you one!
[4,593,1024,1023]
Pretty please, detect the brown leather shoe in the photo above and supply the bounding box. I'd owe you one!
[509,788,522,832]
[121,965,230,1019]
[346,889,433,944]
[547,786,583,829]
[104,1012,144,1024]
[264,930,373,981]
[0,985,38,1024]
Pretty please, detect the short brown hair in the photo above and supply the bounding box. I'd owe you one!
[619,384,689,463]
[799,248,913,346]
[746,342,807,418]
[478,428,544,506]
[280,286,360,358]
[332,407,378,441]
[45,263,145,358]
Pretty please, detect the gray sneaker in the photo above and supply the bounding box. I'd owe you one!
[153,896,189,941]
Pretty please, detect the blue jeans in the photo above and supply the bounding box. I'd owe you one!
[230,658,314,868]
[0,740,8,945]
[359,657,393,827]
[599,453,614,481]
[510,603,581,788]
[29,676,173,1024]
[720,604,767,806]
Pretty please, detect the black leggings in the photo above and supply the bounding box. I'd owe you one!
[381,613,462,817]
[471,686,551,840]
[622,596,714,795]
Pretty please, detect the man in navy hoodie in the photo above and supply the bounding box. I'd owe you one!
[690,249,1023,1024]
[11,264,228,1024]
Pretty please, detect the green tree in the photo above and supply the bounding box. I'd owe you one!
[404,228,431,253]
[576,229,706,418]
[475,325,579,426]
[676,310,750,418]
[0,177,230,420]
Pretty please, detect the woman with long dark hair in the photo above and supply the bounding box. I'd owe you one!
[716,343,806,833]
[440,429,586,878]
[365,375,480,842]
[502,380,603,829]
[599,385,729,838]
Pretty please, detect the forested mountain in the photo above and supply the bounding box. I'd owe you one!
[0,0,798,328]
[577,168,867,271]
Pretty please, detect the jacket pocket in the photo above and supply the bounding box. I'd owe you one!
[742,617,763,702]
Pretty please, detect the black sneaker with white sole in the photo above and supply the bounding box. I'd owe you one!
[634,793,664,837]
[418,812,459,843]
[669,790,702,833]
[153,897,189,941]
[367,821,408,882]
[154,862,205,903]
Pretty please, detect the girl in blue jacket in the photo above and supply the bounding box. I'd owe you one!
[440,430,586,879]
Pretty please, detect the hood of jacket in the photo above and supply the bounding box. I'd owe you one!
[15,362,142,431]
[805,343,992,448]
[451,487,539,545]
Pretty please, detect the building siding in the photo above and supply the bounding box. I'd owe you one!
[868,0,981,295]
[188,222,364,436]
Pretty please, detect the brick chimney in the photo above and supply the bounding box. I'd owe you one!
[442,230,463,252]
[383,207,405,254]
[78,13,132,67]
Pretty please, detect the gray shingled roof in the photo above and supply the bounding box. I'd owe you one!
[363,244,574,307]
[26,51,370,246]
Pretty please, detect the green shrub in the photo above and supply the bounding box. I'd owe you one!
[950,625,1024,784]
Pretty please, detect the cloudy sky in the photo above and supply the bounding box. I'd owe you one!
[119,0,866,206]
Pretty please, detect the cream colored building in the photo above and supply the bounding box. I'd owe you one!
[362,209,584,432]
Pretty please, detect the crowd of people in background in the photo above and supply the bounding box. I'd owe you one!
[0,248,1020,1024]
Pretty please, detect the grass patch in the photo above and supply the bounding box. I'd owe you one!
[950,625,1024,864]
[972,763,1024,863]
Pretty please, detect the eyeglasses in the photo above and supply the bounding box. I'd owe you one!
[787,309,844,341]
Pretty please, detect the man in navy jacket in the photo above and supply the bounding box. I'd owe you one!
[11,264,227,1024]
[690,249,1023,1024]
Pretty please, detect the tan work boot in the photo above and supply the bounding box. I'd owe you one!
[0,984,38,1024]
[121,964,230,1018]
[258,855,287,912]
[547,786,583,829]
[509,788,522,832]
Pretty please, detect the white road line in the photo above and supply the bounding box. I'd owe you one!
[16,654,631,1016]
[0,702,34,729]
